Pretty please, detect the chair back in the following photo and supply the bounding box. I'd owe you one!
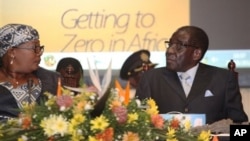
[228,59,238,80]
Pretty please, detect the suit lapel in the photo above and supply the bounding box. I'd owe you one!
[164,70,187,101]
[187,63,212,101]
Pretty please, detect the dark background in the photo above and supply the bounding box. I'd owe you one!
[190,0,250,87]
[190,0,250,50]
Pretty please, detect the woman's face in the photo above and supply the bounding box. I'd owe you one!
[12,40,43,73]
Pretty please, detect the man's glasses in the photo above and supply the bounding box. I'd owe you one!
[165,41,197,51]
[13,45,44,54]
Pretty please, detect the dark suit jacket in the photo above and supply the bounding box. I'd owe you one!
[135,63,248,124]
[0,67,60,120]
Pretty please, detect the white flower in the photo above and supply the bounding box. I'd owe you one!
[21,135,28,141]
[60,106,66,111]
[155,136,159,140]
[33,114,37,119]
[40,114,69,137]
[84,103,93,111]
[77,129,83,135]
[90,95,96,100]
[135,99,141,107]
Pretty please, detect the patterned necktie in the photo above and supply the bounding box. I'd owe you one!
[180,73,191,97]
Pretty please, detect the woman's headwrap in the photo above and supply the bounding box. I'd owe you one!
[0,24,39,57]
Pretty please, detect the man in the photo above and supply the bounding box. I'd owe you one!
[120,49,157,98]
[135,25,248,124]
[56,57,84,88]
[120,49,157,88]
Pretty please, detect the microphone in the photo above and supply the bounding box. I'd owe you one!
[27,78,33,104]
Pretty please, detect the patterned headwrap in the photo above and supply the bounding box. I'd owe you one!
[0,24,39,57]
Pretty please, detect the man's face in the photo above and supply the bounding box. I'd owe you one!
[59,64,81,87]
[165,30,200,72]
[128,72,143,88]
[129,64,155,88]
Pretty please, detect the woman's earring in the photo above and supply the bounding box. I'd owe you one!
[10,55,15,65]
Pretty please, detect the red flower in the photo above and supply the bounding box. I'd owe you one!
[170,118,180,129]
[151,114,164,129]
[96,127,114,141]
[21,115,32,129]
[47,136,55,141]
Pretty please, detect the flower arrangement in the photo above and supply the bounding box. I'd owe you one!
[0,86,211,141]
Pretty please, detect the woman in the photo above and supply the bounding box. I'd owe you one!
[0,24,60,120]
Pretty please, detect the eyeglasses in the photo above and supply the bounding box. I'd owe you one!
[165,41,197,51]
[13,45,44,54]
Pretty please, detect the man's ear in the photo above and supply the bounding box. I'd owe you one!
[193,49,202,61]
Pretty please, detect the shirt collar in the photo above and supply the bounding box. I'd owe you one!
[177,63,199,81]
